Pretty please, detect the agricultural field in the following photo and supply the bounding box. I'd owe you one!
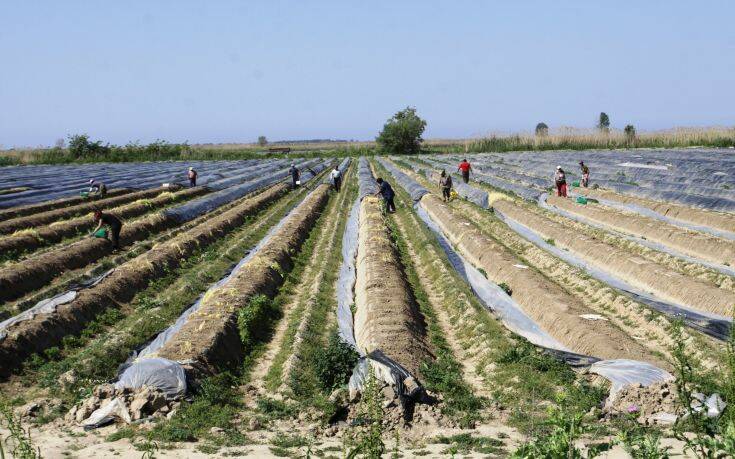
[0,150,733,458]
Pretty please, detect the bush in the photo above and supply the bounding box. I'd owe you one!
[238,295,276,349]
[313,332,359,391]
[68,134,111,158]
[535,123,549,137]
[376,107,427,155]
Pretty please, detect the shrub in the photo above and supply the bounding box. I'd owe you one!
[313,332,359,392]
[535,123,549,137]
[238,295,276,349]
[376,107,426,155]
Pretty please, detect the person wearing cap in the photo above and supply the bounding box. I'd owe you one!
[188,167,198,187]
[289,164,301,188]
[554,166,568,197]
[457,158,472,183]
[90,209,123,250]
[579,161,590,188]
[88,179,107,197]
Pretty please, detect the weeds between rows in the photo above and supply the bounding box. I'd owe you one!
[15,187,310,412]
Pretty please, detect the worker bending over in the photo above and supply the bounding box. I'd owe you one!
[88,179,107,197]
[330,166,342,192]
[188,167,198,187]
[374,177,396,213]
[457,159,472,183]
[554,166,568,197]
[439,170,453,202]
[91,209,123,251]
[579,161,590,187]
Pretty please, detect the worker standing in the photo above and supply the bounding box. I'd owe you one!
[330,166,342,192]
[554,166,568,197]
[374,178,396,213]
[188,167,198,187]
[91,209,123,251]
[457,159,472,183]
[579,161,590,188]
[439,170,453,202]
[88,179,107,197]
[289,164,301,188]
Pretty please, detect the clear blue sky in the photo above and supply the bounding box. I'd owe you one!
[1,1,733,147]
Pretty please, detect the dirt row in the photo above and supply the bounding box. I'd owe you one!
[545,195,735,267]
[152,184,332,379]
[493,199,735,318]
[354,194,433,377]
[0,182,269,302]
[0,189,132,221]
[579,187,735,234]
[0,186,176,235]
[0,183,291,376]
[0,186,209,258]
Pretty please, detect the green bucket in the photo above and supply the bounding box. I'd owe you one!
[80,191,89,198]
[571,180,580,187]
[575,196,588,205]
[93,228,107,238]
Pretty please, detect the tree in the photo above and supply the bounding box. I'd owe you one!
[624,124,636,143]
[67,134,110,158]
[54,138,66,149]
[376,106,426,154]
[257,136,268,147]
[535,122,549,137]
[597,112,610,133]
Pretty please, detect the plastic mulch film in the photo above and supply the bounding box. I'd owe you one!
[376,158,428,202]
[115,177,322,396]
[415,203,672,396]
[335,198,360,349]
[568,189,735,242]
[538,193,735,279]
[0,268,115,341]
[357,157,375,200]
[163,159,319,224]
[349,350,426,407]
[497,203,732,341]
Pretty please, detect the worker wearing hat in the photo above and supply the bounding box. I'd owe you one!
[554,166,568,197]
[88,178,107,197]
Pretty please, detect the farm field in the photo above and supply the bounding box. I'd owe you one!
[0,150,733,458]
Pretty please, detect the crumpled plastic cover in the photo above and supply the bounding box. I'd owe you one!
[590,359,674,398]
[116,358,187,399]
[348,351,425,404]
[82,397,132,429]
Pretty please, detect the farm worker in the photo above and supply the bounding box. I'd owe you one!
[330,166,342,192]
[289,164,301,188]
[188,167,198,187]
[374,178,396,213]
[457,159,472,184]
[579,161,590,188]
[439,170,453,202]
[554,166,568,197]
[88,179,107,197]
[91,209,123,251]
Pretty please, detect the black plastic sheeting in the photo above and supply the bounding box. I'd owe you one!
[162,159,322,224]
[0,160,278,208]
[376,158,428,202]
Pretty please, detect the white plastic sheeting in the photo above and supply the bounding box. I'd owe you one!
[0,268,115,341]
[335,199,360,349]
[377,158,428,202]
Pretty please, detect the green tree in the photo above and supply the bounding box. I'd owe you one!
[597,112,610,133]
[535,122,549,137]
[257,135,268,146]
[624,124,636,144]
[376,107,426,154]
[67,134,110,158]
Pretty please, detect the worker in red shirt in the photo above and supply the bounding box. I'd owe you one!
[457,159,472,183]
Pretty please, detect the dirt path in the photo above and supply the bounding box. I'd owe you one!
[391,205,491,398]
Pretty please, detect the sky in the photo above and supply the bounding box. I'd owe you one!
[1,1,734,147]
